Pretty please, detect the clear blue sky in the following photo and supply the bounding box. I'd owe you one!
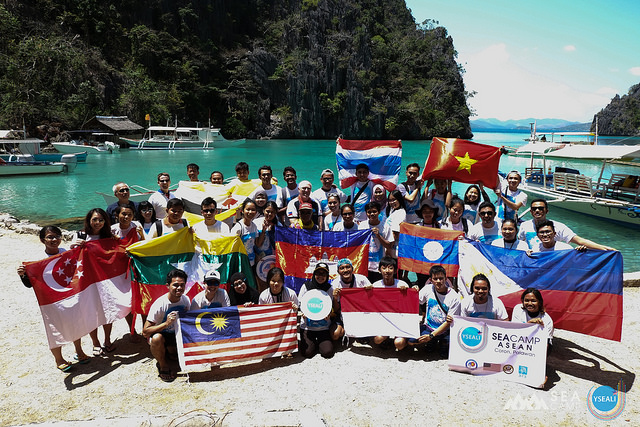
[405,0,640,122]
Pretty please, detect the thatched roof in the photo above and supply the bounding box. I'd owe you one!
[83,116,143,133]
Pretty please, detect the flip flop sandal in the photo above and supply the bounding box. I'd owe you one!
[74,354,91,364]
[57,362,72,372]
[93,346,105,357]
[156,363,175,382]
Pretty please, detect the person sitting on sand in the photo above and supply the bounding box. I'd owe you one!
[190,270,230,310]
[409,265,460,356]
[331,258,371,341]
[460,274,508,320]
[143,269,191,382]
[258,267,299,307]
[146,198,189,239]
[18,226,91,372]
[227,272,260,306]
[298,262,335,359]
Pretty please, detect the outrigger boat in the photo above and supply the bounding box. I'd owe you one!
[0,154,78,176]
[520,157,640,229]
[52,131,120,154]
[121,120,244,150]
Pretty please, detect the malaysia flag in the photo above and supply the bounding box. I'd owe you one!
[398,223,464,277]
[336,138,402,191]
[458,241,623,341]
[176,302,298,370]
[340,288,420,338]
[24,239,132,348]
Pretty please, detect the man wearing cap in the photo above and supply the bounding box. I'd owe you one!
[106,182,139,224]
[148,172,176,219]
[331,258,372,341]
[286,180,323,229]
[298,262,335,358]
[312,169,346,215]
[190,270,231,310]
[291,202,318,230]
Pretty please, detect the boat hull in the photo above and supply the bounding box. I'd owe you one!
[52,142,117,154]
[0,163,65,176]
[521,184,640,229]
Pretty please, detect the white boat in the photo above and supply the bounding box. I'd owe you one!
[520,159,640,229]
[52,131,120,154]
[121,124,244,150]
[0,154,77,176]
[510,121,640,161]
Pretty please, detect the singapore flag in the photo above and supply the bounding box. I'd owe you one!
[25,239,131,348]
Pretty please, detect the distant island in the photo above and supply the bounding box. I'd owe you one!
[470,118,590,133]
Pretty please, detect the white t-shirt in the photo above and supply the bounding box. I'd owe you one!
[324,213,342,230]
[397,182,421,224]
[332,221,359,231]
[532,241,574,252]
[281,185,300,206]
[111,221,141,240]
[258,287,299,305]
[146,219,188,240]
[147,294,190,333]
[467,220,502,245]
[359,220,392,272]
[250,185,284,207]
[385,209,407,234]
[491,238,530,251]
[192,220,231,237]
[312,187,346,214]
[231,221,259,265]
[440,219,466,233]
[372,278,409,288]
[349,180,375,222]
[331,273,371,290]
[497,188,527,220]
[190,288,231,310]
[419,285,461,330]
[511,305,554,339]
[148,190,176,219]
[460,295,507,320]
[518,219,576,249]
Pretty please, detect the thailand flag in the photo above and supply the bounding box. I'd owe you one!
[176,303,297,370]
[336,138,402,191]
[340,288,420,338]
[24,240,132,348]
[275,227,371,293]
[458,241,623,341]
[398,223,464,277]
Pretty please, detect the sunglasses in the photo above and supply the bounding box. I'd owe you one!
[479,211,494,217]
[531,206,545,212]
[233,281,246,287]
[117,188,130,193]
[202,208,216,214]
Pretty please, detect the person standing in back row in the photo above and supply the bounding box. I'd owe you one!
[148,173,175,219]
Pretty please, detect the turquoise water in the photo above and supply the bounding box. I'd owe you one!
[1,131,639,271]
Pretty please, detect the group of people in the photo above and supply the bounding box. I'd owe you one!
[18,159,614,380]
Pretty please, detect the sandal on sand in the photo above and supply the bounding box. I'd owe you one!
[93,346,105,357]
[57,362,72,372]
[74,354,91,364]
[156,363,175,382]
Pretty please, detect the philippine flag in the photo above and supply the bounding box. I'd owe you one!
[340,288,420,338]
[336,138,402,191]
[458,241,623,341]
[398,223,464,277]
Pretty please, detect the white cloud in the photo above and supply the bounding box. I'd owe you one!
[563,45,576,52]
[461,44,610,121]
[629,67,640,76]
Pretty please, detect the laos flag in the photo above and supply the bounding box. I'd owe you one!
[336,138,402,191]
[398,223,464,277]
[458,241,623,341]
[275,227,371,293]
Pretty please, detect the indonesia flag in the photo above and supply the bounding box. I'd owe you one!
[458,241,623,341]
[336,138,402,191]
[24,239,132,349]
[398,223,464,277]
[176,303,297,371]
[340,288,420,338]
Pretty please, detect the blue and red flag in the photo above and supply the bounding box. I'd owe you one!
[176,302,297,370]
[398,223,464,277]
[336,138,402,191]
[275,227,371,293]
[458,241,623,341]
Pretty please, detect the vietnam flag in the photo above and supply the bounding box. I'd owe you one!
[398,223,464,277]
[24,239,131,348]
[340,288,420,338]
[127,228,255,314]
[422,138,502,188]
[275,227,371,293]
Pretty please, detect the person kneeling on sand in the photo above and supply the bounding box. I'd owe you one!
[143,269,190,382]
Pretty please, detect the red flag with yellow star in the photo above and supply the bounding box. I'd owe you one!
[422,138,502,188]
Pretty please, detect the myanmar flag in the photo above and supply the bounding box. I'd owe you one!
[127,227,254,314]
[422,138,502,188]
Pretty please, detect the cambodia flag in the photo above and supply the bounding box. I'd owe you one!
[398,223,464,277]
[24,239,131,348]
[336,138,402,191]
[176,302,297,371]
[422,138,502,188]
[340,288,420,338]
[458,241,623,341]
[275,227,371,293]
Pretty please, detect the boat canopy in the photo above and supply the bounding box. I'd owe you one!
[539,145,640,160]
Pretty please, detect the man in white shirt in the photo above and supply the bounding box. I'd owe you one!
[192,197,230,237]
[312,169,346,214]
[467,201,502,245]
[532,220,585,252]
[148,172,176,219]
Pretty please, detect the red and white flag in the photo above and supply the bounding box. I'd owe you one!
[176,302,298,371]
[24,240,132,348]
[340,288,420,338]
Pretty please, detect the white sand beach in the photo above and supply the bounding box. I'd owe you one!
[0,221,638,426]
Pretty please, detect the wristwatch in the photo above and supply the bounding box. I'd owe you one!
[428,332,434,339]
